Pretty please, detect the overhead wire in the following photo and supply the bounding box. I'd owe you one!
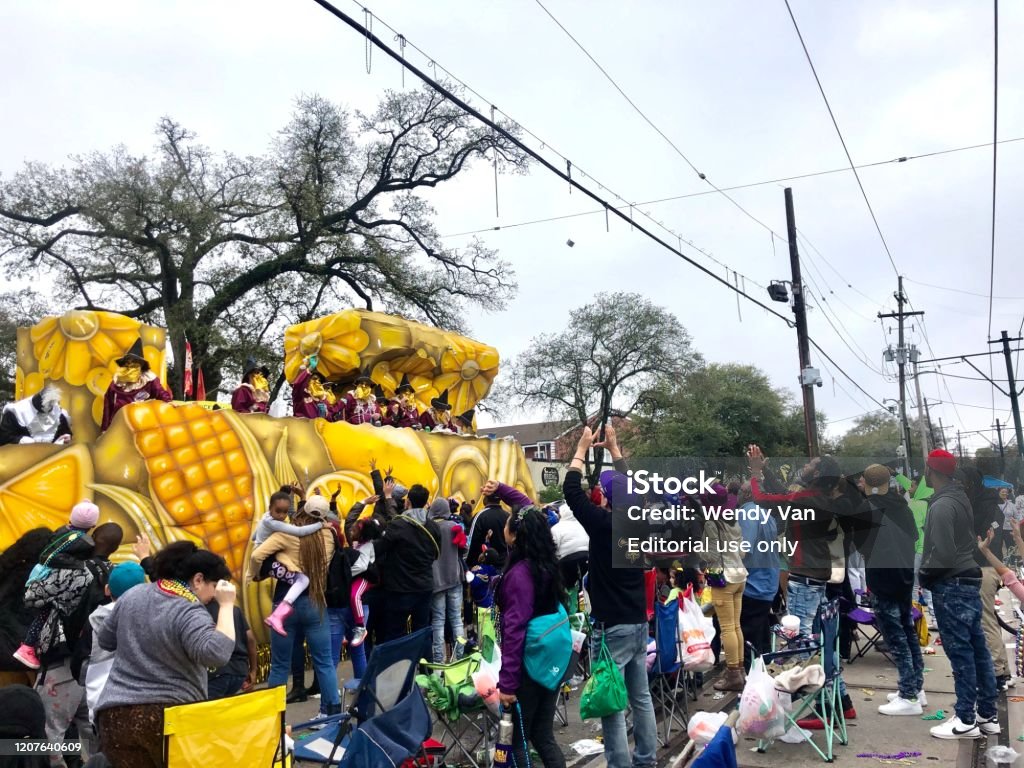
[310,0,890,413]
[530,0,786,242]
[783,0,900,278]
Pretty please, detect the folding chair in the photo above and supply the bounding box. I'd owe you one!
[419,653,496,768]
[294,627,433,764]
[553,611,589,728]
[337,687,434,768]
[163,687,288,768]
[845,595,923,665]
[649,600,688,746]
[757,598,848,762]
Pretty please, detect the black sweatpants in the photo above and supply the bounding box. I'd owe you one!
[740,594,774,667]
[510,675,565,768]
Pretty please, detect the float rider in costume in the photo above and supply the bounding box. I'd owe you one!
[344,369,382,426]
[101,338,172,431]
[419,388,453,432]
[0,385,72,445]
[292,356,329,419]
[324,381,346,422]
[373,384,393,425]
[390,375,421,429]
[231,357,271,414]
[454,409,475,436]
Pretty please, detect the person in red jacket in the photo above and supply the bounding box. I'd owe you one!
[101,339,172,431]
[231,358,271,414]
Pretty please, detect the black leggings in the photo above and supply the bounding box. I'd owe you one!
[510,675,565,768]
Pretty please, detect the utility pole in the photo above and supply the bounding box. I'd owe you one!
[989,330,1024,464]
[995,418,1006,476]
[879,276,923,475]
[957,430,964,458]
[913,359,930,468]
[784,188,820,457]
[938,417,948,449]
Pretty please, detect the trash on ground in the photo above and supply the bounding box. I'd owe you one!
[570,739,604,756]
[921,710,945,721]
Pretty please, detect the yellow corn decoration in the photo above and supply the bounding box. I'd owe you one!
[124,402,257,579]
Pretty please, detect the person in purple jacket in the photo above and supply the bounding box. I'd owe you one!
[495,505,567,768]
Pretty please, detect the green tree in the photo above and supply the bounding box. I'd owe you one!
[631,363,811,459]
[0,86,528,397]
[499,292,702,483]
[835,411,902,459]
[0,290,50,403]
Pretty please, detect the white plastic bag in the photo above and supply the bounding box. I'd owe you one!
[687,711,729,746]
[736,657,786,739]
[678,594,715,672]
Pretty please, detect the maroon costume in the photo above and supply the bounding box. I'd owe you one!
[291,369,323,419]
[231,384,269,414]
[344,394,382,426]
[101,374,172,430]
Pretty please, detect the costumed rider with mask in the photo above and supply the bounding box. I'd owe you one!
[0,385,72,445]
[101,338,172,431]
[292,356,330,419]
[419,389,453,432]
[390,375,421,429]
[232,357,271,414]
[373,384,392,424]
[454,409,475,436]
[344,369,382,426]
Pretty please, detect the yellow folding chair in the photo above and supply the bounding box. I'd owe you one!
[163,687,288,768]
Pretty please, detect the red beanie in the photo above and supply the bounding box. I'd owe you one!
[926,449,957,477]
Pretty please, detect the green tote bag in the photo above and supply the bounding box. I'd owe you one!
[579,635,628,720]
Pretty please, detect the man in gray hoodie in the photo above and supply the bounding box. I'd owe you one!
[428,497,468,662]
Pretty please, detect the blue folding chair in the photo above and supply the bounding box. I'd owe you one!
[649,600,687,746]
[757,599,848,762]
[337,687,433,768]
[293,627,433,764]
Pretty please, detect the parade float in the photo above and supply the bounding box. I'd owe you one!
[0,308,533,652]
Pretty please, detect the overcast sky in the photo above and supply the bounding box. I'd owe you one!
[2,0,1022,452]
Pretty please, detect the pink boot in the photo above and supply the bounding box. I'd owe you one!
[13,643,41,670]
[264,602,294,637]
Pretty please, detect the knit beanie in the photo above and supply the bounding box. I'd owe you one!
[0,684,46,738]
[70,500,100,530]
[108,562,147,598]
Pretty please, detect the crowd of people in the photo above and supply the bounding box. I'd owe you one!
[3,416,1024,767]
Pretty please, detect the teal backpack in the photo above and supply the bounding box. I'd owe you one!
[524,603,573,690]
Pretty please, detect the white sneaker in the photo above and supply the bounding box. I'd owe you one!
[887,690,927,707]
[879,696,922,716]
[930,716,981,740]
[350,626,367,647]
[976,713,1001,736]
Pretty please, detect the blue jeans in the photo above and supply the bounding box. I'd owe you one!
[931,579,997,723]
[207,673,245,700]
[592,623,657,768]
[328,606,367,680]
[267,595,340,711]
[431,586,466,663]
[871,596,924,699]
[787,580,847,699]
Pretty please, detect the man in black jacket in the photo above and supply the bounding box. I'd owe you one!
[466,492,509,568]
[920,450,998,740]
[562,425,657,768]
[372,484,441,643]
[853,465,923,716]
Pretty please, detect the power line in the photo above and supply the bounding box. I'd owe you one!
[904,277,1024,301]
[986,0,1000,421]
[531,0,786,242]
[443,136,1024,240]
[310,0,890,414]
[783,0,900,278]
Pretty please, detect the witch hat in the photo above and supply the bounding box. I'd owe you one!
[431,389,451,411]
[355,367,373,385]
[115,338,148,369]
[396,374,414,395]
[243,357,270,379]
[456,409,475,427]
[373,383,386,401]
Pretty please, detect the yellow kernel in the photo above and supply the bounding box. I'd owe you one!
[149,454,174,476]
[192,489,215,510]
[136,430,167,457]
[189,418,215,442]
[182,464,207,490]
[165,424,191,451]
[204,456,227,480]
[174,445,200,467]
[153,471,186,500]
[196,438,221,459]
[213,481,236,506]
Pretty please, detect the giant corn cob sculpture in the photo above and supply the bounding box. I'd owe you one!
[1,309,534,653]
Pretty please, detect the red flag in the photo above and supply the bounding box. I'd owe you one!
[183,342,194,397]
[196,367,206,402]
